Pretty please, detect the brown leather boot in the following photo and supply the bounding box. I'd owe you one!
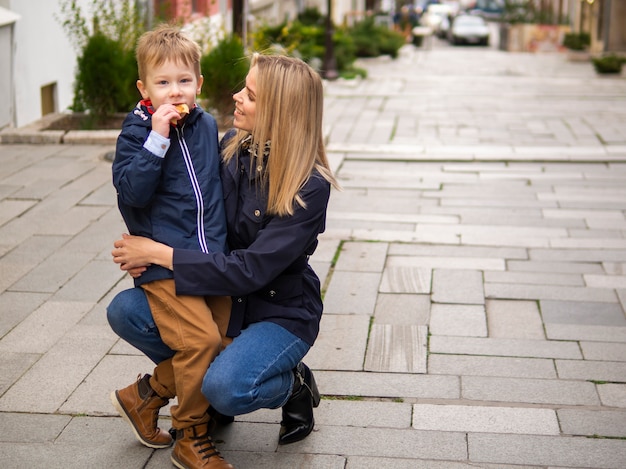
[111,374,173,448]
[172,422,234,469]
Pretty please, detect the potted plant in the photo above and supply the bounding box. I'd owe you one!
[592,54,625,75]
[562,31,590,61]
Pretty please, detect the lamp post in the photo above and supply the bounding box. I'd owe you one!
[323,0,339,80]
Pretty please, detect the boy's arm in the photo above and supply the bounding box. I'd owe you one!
[113,126,170,208]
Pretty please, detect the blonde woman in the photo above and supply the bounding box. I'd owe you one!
[108,53,339,467]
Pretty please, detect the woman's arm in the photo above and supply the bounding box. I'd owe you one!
[112,233,174,271]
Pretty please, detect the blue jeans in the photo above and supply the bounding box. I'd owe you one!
[107,287,310,416]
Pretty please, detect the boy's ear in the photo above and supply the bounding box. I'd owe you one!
[136,80,149,99]
[196,75,203,95]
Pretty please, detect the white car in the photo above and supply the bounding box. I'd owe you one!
[420,3,454,31]
[448,14,490,46]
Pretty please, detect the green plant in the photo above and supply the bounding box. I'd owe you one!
[73,31,138,122]
[200,35,249,129]
[57,0,147,124]
[592,54,624,74]
[349,17,405,59]
[563,32,590,51]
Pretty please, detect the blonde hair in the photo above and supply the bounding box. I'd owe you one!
[223,54,339,216]
[135,24,201,81]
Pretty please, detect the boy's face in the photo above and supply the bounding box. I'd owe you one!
[136,59,202,111]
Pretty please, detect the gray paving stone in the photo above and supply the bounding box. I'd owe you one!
[462,376,600,406]
[52,259,125,302]
[315,399,412,428]
[316,370,459,400]
[429,336,581,359]
[0,234,71,292]
[558,409,626,438]
[546,323,626,342]
[345,457,532,469]
[373,293,430,324]
[8,249,94,294]
[580,341,626,361]
[364,324,428,373]
[334,241,388,272]
[555,360,626,382]
[429,303,487,337]
[387,243,528,260]
[484,270,585,286]
[0,325,117,413]
[378,266,432,294]
[60,353,156,416]
[0,291,49,337]
[529,248,626,263]
[306,314,370,371]
[597,383,626,408]
[279,425,467,461]
[507,260,606,274]
[485,283,618,303]
[432,269,485,305]
[0,300,92,354]
[412,403,559,435]
[222,451,346,469]
[387,255,505,271]
[0,352,40,396]
[468,433,626,469]
[322,271,381,315]
[0,413,72,442]
[540,300,626,326]
[428,354,557,379]
[485,299,545,339]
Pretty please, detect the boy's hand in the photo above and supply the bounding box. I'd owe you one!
[151,104,183,137]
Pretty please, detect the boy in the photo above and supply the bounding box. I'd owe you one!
[110,24,232,469]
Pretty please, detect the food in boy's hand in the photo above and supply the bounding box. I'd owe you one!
[171,103,189,124]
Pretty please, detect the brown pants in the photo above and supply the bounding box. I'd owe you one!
[141,279,231,429]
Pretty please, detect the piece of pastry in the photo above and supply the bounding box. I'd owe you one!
[171,103,189,124]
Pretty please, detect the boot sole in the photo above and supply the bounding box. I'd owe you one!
[110,391,173,449]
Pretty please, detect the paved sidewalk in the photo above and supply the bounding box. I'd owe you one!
[1,43,626,468]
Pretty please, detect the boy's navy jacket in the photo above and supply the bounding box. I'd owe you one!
[113,101,227,287]
[171,131,332,346]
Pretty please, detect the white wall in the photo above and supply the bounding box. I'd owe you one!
[6,0,89,128]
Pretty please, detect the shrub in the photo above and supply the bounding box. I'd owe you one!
[563,32,590,51]
[348,17,405,59]
[592,54,624,74]
[73,32,138,124]
[200,35,249,129]
[57,0,146,125]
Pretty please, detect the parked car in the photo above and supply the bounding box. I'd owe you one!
[447,14,490,45]
[420,3,454,31]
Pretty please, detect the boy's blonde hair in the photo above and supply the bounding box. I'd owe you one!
[135,24,201,81]
[223,54,339,217]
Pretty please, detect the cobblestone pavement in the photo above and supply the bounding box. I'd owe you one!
[1,40,626,468]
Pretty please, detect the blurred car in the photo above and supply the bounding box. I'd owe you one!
[420,3,454,31]
[447,14,490,45]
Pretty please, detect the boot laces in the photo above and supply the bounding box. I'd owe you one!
[192,432,222,460]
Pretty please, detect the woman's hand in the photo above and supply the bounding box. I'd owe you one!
[112,233,174,272]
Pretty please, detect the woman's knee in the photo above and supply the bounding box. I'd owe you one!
[106,288,150,337]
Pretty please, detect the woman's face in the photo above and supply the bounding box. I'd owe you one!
[233,65,257,132]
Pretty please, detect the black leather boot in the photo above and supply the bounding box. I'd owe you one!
[208,405,235,427]
[278,362,321,445]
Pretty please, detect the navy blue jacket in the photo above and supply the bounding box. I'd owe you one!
[173,132,331,345]
[113,101,227,286]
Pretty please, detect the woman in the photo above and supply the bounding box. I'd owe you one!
[108,53,339,469]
